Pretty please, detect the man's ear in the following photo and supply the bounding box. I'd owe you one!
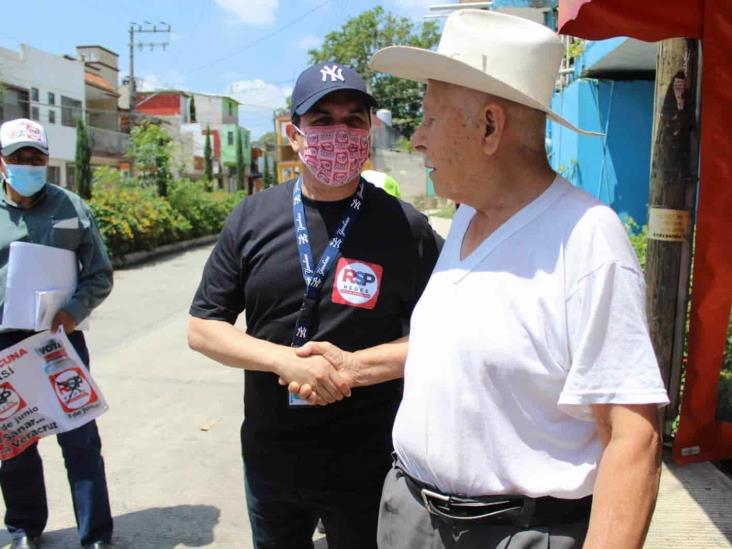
[482,102,506,156]
[285,123,303,152]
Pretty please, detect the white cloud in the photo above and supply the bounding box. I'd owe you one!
[137,74,164,92]
[297,34,322,51]
[137,70,186,91]
[226,78,292,113]
[214,0,279,26]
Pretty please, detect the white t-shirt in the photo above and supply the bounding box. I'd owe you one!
[393,176,669,499]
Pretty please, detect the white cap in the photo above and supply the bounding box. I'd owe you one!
[0,118,49,156]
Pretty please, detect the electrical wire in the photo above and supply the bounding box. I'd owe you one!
[182,0,334,77]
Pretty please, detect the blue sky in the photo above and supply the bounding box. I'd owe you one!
[0,0,440,138]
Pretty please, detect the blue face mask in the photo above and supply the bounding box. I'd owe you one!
[2,162,47,197]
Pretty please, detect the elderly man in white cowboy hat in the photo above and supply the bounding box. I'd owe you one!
[368,9,669,549]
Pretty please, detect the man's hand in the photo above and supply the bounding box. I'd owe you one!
[276,347,352,404]
[51,310,77,334]
[280,342,360,404]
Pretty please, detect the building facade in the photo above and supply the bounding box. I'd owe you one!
[77,45,130,169]
[136,90,251,189]
[0,44,85,187]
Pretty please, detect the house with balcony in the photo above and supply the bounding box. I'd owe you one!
[135,90,251,189]
[76,45,130,169]
[191,92,251,191]
[0,44,85,187]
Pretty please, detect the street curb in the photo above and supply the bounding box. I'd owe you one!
[112,234,219,269]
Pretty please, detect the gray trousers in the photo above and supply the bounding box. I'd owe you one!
[377,466,589,549]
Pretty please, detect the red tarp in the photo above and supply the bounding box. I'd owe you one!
[558,0,703,41]
[560,0,732,465]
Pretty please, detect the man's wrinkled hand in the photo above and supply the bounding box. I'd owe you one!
[51,310,76,334]
[276,350,351,404]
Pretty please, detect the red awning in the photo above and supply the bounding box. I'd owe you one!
[559,0,732,466]
[558,0,703,41]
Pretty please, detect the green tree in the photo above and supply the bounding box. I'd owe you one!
[128,121,173,197]
[263,153,272,189]
[308,6,439,137]
[258,131,276,148]
[235,128,246,192]
[204,126,214,185]
[189,95,197,122]
[75,117,93,199]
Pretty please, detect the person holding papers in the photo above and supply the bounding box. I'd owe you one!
[0,119,113,549]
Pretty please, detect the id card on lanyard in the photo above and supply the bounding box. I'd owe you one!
[289,177,365,406]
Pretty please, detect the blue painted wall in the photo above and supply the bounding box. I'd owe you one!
[549,79,655,224]
[492,0,557,28]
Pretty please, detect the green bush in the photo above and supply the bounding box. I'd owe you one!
[88,177,243,258]
[717,368,732,421]
[89,186,192,256]
[168,179,242,238]
[624,217,648,271]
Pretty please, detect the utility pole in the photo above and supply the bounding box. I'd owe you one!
[128,21,171,177]
[645,38,701,436]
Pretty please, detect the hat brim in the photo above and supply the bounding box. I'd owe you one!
[371,46,601,137]
[1,141,49,157]
[293,87,378,117]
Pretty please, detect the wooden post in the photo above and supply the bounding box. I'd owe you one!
[645,38,700,435]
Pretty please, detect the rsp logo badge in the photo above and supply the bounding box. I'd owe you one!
[332,258,383,310]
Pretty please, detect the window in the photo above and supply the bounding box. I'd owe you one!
[31,87,39,102]
[227,102,233,116]
[61,96,82,127]
[48,92,56,105]
[65,164,75,190]
[228,131,234,146]
[48,109,56,124]
[47,166,60,185]
[31,106,39,121]
[0,87,29,120]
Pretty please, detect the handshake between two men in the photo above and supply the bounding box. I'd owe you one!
[278,341,358,405]
[274,336,410,405]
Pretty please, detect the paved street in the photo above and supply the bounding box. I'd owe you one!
[0,246,259,548]
[0,217,730,548]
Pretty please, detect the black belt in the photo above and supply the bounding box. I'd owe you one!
[396,462,592,527]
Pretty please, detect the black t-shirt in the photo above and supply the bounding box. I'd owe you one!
[190,179,441,472]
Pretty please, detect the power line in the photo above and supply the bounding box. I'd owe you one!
[183,0,334,77]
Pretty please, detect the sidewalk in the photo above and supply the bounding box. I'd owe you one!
[648,458,732,548]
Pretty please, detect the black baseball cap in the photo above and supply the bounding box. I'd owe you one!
[291,62,378,117]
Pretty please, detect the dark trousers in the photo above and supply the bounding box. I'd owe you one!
[244,450,388,549]
[0,331,113,546]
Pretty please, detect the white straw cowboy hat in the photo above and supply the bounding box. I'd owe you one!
[370,9,598,136]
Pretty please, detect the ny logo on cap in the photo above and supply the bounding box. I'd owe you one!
[320,65,344,83]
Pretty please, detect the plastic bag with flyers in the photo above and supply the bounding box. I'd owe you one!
[0,327,108,460]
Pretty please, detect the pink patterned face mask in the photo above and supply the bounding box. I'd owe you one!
[295,124,370,187]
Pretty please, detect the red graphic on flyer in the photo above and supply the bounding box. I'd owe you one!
[0,382,26,420]
[49,368,98,412]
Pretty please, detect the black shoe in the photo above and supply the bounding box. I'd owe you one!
[9,536,40,549]
[84,543,113,549]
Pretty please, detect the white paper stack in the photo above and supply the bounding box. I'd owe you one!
[2,242,87,331]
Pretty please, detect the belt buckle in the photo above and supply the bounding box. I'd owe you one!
[420,488,526,524]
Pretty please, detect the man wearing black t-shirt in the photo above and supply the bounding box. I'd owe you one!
[187,62,441,549]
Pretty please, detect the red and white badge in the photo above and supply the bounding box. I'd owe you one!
[0,383,26,420]
[332,257,383,310]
